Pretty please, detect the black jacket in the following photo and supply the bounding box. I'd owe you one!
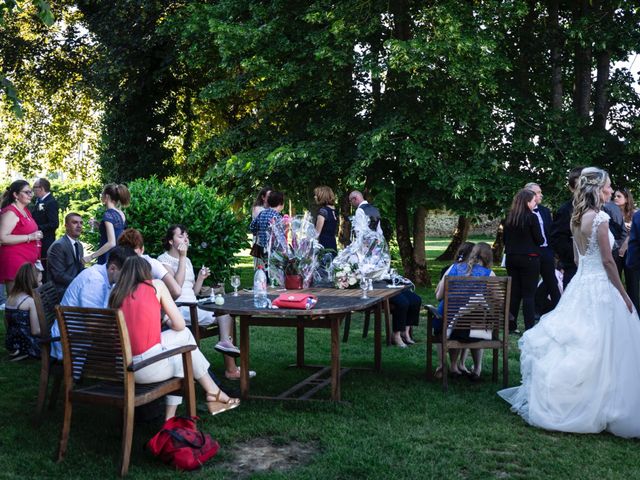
[504,211,544,256]
[46,236,84,301]
[31,194,59,256]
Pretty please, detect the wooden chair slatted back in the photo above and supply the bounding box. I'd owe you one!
[34,282,59,336]
[55,306,132,383]
[443,276,510,332]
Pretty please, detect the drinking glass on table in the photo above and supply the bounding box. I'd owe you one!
[360,277,369,299]
[230,275,241,296]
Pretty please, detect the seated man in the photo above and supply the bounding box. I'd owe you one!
[50,246,136,360]
[46,212,85,302]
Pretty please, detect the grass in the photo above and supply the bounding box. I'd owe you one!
[0,236,638,479]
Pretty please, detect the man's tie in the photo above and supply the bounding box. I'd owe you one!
[74,241,81,263]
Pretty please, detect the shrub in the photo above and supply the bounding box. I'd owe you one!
[124,177,247,282]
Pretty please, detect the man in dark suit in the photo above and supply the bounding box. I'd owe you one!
[549,166,584,289]
[626,209,640,312]
[526,182,561,313]
[47,212,85,302]
[32,178,59,277]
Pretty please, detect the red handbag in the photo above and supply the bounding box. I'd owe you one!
[272,293,318,310]
[146,416,219,471]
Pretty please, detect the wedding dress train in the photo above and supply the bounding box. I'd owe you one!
[499,211,640,438]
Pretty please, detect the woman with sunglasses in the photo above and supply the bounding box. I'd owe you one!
[0,180,43,292]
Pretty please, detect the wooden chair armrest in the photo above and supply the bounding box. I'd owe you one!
[128,345,197,372]
[175,301,198,307]
[37,335,60,345]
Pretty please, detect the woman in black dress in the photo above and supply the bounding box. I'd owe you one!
[504,188,544,332]
[314,186,338,251]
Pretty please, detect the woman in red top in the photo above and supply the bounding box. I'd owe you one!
[0,180,43,292]
[109,256,240,419]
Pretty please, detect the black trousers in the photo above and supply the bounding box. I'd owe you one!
[506,254,540,331]
[538,248,561,310]
[562,264,577,290]
[616,253,640,312]
[389,290,422,332]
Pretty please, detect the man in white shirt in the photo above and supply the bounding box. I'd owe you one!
[348,190,383,235]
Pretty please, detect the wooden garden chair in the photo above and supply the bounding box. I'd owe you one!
[175,301,220,346]
[33,281,63,424]
[342,299,392,346]
[55,306,197,476]
[426,276,511,392]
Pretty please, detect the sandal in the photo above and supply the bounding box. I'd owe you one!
[401,334,416,345]
[206,390,240,416]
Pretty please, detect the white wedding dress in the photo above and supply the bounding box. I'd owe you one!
[498,210,640,438]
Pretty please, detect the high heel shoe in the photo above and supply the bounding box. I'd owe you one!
[206,390,241,416]
[401,334,415,345]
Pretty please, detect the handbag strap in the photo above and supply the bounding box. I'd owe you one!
[162,428,207,449]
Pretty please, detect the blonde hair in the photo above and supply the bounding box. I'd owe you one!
[462,242,493,275]
[314,186,336,206]
[571,167,608,227]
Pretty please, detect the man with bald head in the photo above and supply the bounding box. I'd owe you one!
[349,190,382,235]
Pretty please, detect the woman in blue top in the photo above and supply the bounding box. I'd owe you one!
[434,242,495,380]
[5,262,42,360]
[85,183,130,265]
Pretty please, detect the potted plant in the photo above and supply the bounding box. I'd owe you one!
[270,250,311,289]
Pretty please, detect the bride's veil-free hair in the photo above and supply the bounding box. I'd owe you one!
[571,167,608,228]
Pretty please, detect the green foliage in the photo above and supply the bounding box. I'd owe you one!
[49,179,102,238]
[124,177,247,282]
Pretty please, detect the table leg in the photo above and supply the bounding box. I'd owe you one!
[240,315,250,400]
[296,320,305,367]
[374,302,382,372]
[331,315,341,401]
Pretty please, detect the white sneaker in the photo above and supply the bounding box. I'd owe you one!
[0,303,5,311]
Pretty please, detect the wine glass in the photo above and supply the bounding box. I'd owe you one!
[230,275,241,296]
[359,277,369,299]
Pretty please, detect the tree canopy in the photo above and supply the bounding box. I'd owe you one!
[1,0,639,284]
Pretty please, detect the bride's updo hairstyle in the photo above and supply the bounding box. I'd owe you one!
[571,167,609,227]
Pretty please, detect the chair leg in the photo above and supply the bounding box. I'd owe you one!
[503,345,509,388]
[119,405,135,477]
[49,372,63,411]
[362,310,370,338]
[492,347,499,383]
[383,300,392,346]
[57,390,73,462]
[426,327,433,381]
[441,343,448,392]
[342,313,351,343]
[34,362,50,424]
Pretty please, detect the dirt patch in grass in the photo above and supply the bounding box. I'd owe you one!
[218,437,319,478]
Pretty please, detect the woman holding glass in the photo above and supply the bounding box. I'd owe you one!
[85,183,130,265]
[0,180,43,293]
[158,224,255,381]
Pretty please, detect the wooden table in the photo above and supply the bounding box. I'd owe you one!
[200,286,405,401]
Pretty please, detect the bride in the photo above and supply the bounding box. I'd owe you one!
[498,167,640,438]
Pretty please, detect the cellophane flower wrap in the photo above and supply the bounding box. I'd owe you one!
[331,213,390,288]
[267,214,321,288]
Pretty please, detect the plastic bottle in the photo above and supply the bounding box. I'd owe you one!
[253,266,268,308]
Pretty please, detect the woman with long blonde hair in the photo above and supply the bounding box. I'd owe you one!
[499,167,640,438]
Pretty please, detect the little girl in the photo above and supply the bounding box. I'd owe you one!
[5,262,42,361]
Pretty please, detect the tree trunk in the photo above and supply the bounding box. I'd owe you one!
[593,49,611,130]
[573,0,592,119]
[395,187,429,286]
[411,206,430,286]
[491,219,505,264]
[436,216,471,261]
[548,0,563,110]
[338,192,352,247]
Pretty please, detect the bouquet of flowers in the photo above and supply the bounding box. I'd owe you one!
[332,254,360,289]
[267,213,321,288]
[330,213,390,288]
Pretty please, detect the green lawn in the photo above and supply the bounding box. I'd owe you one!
[0,237,637,479]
